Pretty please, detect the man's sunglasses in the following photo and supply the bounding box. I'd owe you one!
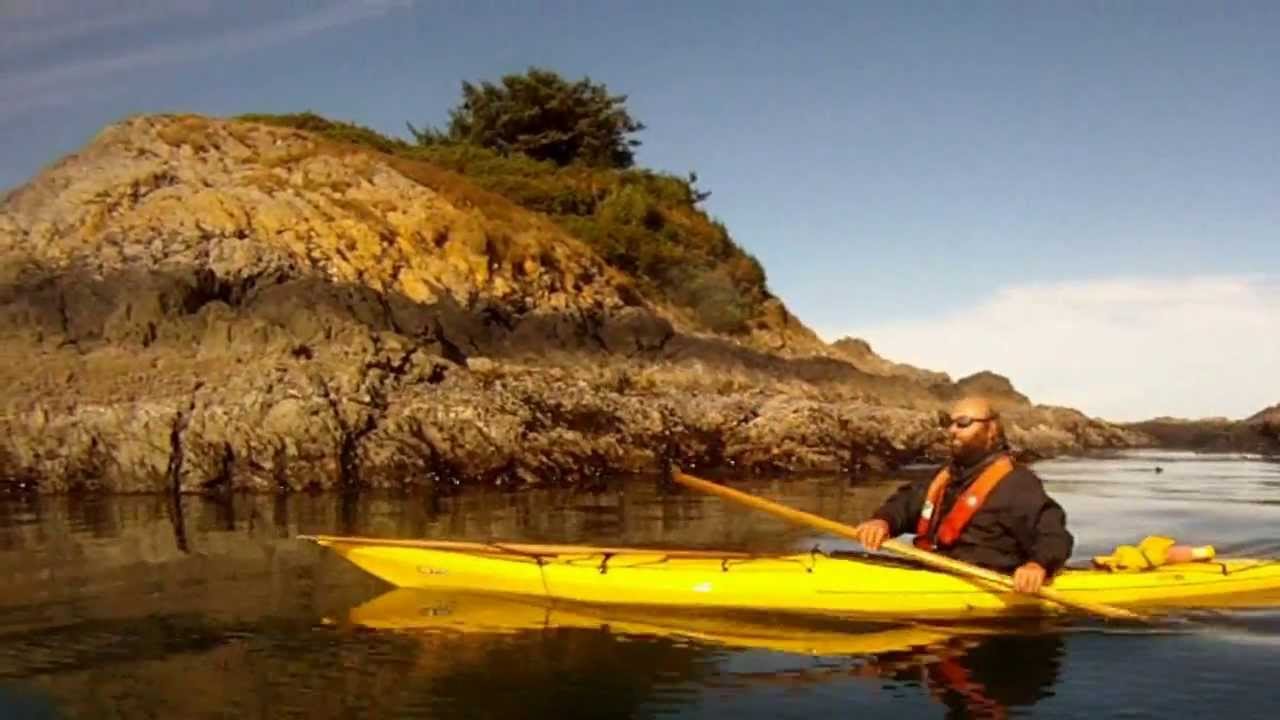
[943,415,996,429]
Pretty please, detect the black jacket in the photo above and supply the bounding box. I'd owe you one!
[871,452,1074,574]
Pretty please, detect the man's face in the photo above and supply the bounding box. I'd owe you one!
[946,400,998,463]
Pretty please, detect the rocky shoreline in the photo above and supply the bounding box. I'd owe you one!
[1122,412,1280,455]
[1,115,1146,494]
[0,266,1140,494]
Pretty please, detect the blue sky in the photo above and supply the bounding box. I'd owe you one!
[2,1,1276,420]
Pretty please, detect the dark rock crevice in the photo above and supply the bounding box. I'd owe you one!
[164,386,201,550]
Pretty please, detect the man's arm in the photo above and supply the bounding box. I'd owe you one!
[869,478,928,537]
[1009,470,1074,575]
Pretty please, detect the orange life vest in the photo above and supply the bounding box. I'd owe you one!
[914,454,1015,550]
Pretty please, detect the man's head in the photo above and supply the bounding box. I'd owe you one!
[945,397,1005,465]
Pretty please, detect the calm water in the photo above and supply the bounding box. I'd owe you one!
[1,450,1278,719]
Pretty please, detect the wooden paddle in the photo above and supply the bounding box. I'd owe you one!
[670,468,1147,622]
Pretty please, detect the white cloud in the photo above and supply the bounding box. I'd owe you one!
[0,1,413,117]
[821,275,1280,422]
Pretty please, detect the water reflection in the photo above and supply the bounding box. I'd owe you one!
[341,588,1066,720]
[723,633,1065,720]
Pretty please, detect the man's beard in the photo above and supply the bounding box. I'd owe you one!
[951,440,990,466]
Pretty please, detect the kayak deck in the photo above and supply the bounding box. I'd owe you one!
[304,535,1280,620]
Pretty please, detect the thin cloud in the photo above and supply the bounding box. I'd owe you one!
[0,1,211,52]
[0,0,75,20]
[822,275,1280,422]
[1,1,412,117]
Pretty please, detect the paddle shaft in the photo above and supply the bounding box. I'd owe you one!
[671,469,1145,622]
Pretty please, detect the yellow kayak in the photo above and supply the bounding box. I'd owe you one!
[304,535,1280,620]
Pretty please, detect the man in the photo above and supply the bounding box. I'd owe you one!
[853,397,1073,594]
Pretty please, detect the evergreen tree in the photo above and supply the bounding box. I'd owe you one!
[410,67,644,168]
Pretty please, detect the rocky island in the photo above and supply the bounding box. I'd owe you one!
[0,104,1148,494]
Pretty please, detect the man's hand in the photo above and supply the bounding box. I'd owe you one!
[1013,561,1047,594]
[853,519,890,551]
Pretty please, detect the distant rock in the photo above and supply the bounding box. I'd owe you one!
[1246,403,1280,426]
[1123,403,1280,454]
[1247,403,1280,446]
[829,337,950,385]
[948,371,1030,408]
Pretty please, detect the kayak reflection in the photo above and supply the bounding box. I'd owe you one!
[342,588,1064,718]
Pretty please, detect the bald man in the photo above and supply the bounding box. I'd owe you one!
[853,397,1074,594]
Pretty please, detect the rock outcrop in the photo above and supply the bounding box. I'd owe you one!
[1252,404,1280,448]
[1247,403,1280,427]
[1124,404,1280,455]
[829,337,950,385]
[0,115,1144,493]
[947,372,1030,407]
